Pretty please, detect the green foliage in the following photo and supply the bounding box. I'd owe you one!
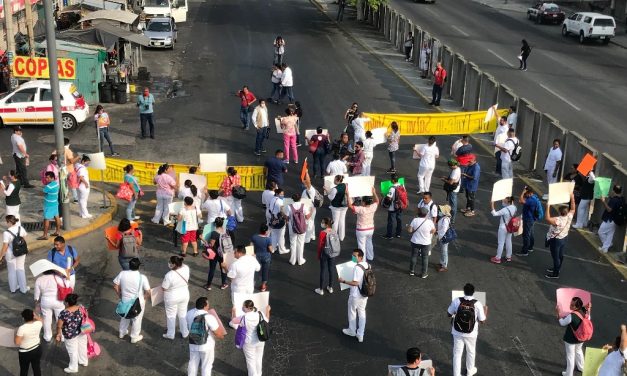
[348,0,387,11]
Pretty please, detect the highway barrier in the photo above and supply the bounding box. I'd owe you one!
[88,158,266,191]
[363,2,626,252]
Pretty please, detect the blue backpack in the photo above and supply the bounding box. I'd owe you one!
[532,195,544,220]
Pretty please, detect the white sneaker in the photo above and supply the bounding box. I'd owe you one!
[356,335,363,343]
[342,328,356,337]
[468,367,478,376]
[21,286,31,294]
[119,330,129,339]
[298,259,307,266]
[64,368,78,374]
[162,334,174,340]
[133,216,140,220]
[81,214,93,219]
[79,361,88,367]
[314,288,324,296]
[572,225,581,229]
[279,249,291,254]
[326,286,334,294]
[130,335,143,344]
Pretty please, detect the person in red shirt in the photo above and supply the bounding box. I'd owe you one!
[219,167,244,222]
[429,62,447,106]
[236,86,257,130]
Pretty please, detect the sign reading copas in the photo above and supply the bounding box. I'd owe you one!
[11,57,76,79]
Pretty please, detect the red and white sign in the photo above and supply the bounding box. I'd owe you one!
[0,0,39,18]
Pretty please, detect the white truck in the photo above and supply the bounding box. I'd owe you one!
[561,12,616,44]
[136,0,188,23]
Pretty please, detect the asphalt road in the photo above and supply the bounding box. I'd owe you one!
[0,0,626,375]
[390,0,627,164]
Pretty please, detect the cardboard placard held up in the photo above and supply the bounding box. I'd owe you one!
[0,326,18,347]
[556,288,591,318]
[380,178,405,196]
[346,176,375,198]
[86,152,106,170]
[304,129,328,139]
[576,154,597,177]
[491,178,513,202]
[371,127,388,145]
[29,259,67,277]
[582,347,608,376]
[199,153,227,173]
[179,173,207,191]
[207,308,227,338]
[593,177,612,199]
[336,261,357,291]
[151,287,164,307]
[452,290,487,306]
[168,201,183,217]
[232,292,270,321]
[274,118,284,134]
[548,181,575,205]
[245,245,254,256]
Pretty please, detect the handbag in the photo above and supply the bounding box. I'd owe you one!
[226,216,238,232]
[79,305,96,334]
[116,183,134,202]
[56,276,74,301]
[256,311,271,341]
[202,248,217,260]
[232,186,247,200]
[235,316,247,350]
[176,219,187,235]
[115,275,143,319]
[86,333,101,359]
[269,200,286,229]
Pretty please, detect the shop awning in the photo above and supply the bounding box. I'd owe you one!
[79,10,138,25]
[91,22,150,46]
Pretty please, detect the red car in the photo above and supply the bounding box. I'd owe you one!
[527,2,566,24]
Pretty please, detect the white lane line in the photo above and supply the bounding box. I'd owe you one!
[530,248,611,267]
[542,280,627,304]
[512,336,543,376]
[325,34,335,49]
[423,6,438,17]
[343,63,360,85]
[487,48,515,68]
[451,25,469,37]
[538,83,581,111]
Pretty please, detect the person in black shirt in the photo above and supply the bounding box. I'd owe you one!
[556,297,590,376]
[598,185,624,253]
[572,170,595,229]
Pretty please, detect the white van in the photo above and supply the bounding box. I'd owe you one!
[139,0,187,23]
[561,12,616,44]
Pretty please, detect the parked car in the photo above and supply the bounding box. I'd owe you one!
[562,12,616,44]
[0,80,89,130]
[143,17,177,49]
[527,2,565,24]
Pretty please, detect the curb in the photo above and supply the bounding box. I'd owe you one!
[309,0,627,280]
[29,186,118,252]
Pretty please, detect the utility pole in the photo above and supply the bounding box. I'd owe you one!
[23,0,35,57]
[3,0,17,89]
[44,0,71,229]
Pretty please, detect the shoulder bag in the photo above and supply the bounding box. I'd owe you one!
[115,274,143,319]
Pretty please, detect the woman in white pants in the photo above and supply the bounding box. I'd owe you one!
[326,175,349,241]
[56,294,88,373]
[162,255,190,339]
[302,178,318,243]
[152,164,177,226]
[241,300,270,376]
[489,197,517,264]
[220,167,244,222]
[557,297,590,376]
[417,137,439,194]
[1,170,21,219]
[267,190,289,254]
[75,155,92,219]
[35,270,65,342]
[347,187,379,262]
[362,131,376,176]
[1,215,29,293]
[286,193,311,266]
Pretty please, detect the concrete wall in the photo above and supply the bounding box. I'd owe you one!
[450,53,466,106]
[478,73,498,110]
[463,63,481,111]
[516,99,540,170]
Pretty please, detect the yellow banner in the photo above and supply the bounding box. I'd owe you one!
[363,109,508,136]
[88,158,266,191]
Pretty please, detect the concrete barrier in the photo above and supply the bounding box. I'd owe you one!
[451,53,466,106]
[463,63,481,111]
[392,12,399,46]
[442,46,454,98]
[516,99,540,170]
[384,7,391,40]
[562,131,599,181]
[496,84,518,119]
[412,25,421,66]
[478,73,498,110]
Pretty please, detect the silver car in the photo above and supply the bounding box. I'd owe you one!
[143,17,178,49]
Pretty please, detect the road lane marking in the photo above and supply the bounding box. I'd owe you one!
[423,6,439,17]
[542,280,627,304]
[487,49,515,68]
[325,34,335,49]
[539,83,581,111]
[451,25,469,37]
[512,336,543,376]
[343,63,360,85]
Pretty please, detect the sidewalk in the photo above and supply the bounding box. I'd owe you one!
[0,180,116,251]
[311,0,627,275]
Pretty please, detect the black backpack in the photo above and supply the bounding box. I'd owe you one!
[256,312,271,341]
[453,298,477,334]
[7,228,28,257]
[613,200,627,226]
[189,313,208,345]
[507,138,522,161]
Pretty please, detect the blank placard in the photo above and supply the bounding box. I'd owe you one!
[86,152,106,170]
[199,153,227,173]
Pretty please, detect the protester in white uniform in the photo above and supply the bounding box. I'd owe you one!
[543,139,563,199]
[489,197,517,264]
[162,255,190,340]
[351,112,370,145]
[496,128,518,179]
[285,193,311,265]
[261,181,277,210]
[186,297,224,376]
[598,324,627,376]
[75,155,92,219]
[267,189,289,254]
[201,190,231,234]
[227,246,261,304]
[447,283,488,376]
[493,117,509,177]
[361,131,376,176]
[417,136,439,194]
[34,269,65,342]
[302,177,319,243]
[240,300,270,376]
[113,258,151,343]
[339,249,370,343]
[326,153,348,176]
[1,215,29,293]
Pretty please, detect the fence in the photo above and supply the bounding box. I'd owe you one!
[363,2,626,252]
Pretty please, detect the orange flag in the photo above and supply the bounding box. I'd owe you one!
[576,153,597,177]
[300,157,309,182]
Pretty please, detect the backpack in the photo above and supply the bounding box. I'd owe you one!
[571,311,594,342]
[305,189,324,208]
[119,232,139,258]
[290,204,307,234]
[268,199,286,229]
[453,298,477,334]
[189,313,209,345]
[394,185,409,210]
[504,207,521,234]
[219,232,234,255]
[507,138,522,161]
[441,218,457,244]
[356,264,376,297]
[613,200,627,226]
[256,311,271,342]
[533,196,544,220]
[6,228,28,257]
[324,230,341,258]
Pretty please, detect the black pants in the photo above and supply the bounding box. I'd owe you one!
[465,190,476,211]
[386,210,402,237]
[337,5,345,21]
[140,113,155,138]
[431,84,443,105]
[319,253,336,289]
[404,46,412,60]
[207,256,227,287]
[13,154,29,186]
[519,55,528,70]
[495,151,502,175]
[19,345,42,376]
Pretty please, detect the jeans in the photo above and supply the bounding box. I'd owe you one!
[255,129,267,153]
[410,243,431,275]
[118,256,133,271]
[280,86,294,103]
[283,134,298,162]
[386,210,402,237]
[388,151,396,170]
[273,53,283,65]
[431,84,443,105]
[337,5,345,21]
[465,190,476,211]
[439,239,449,268]
[519,55,528,70]
[257,253,272,283]
[139,113,155,137]
[521,219,535,253]
[452,334,477,376]
[239,106,251,129]
[313,149,326,176]
[549,237,567,275]
[13,154,29,186]
[496,226,512,259]
[494,151,502,175]
[207,257,227,287]
[126,196,137,220]
[98,127,116,154]
[19,345,42,376]
[319,253,336,289]
[269,82,281,101]
[448,192,458,224]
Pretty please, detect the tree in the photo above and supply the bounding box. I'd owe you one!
[349,0,387,22]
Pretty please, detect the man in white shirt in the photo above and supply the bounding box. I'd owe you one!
[543,139,563,199]
[598,324,627,376]
[507,105,517,129]
[496,128,518,179]
[339,249,369,343]
[447,283,488,376]
[227,246,261,304]
[279,63,294,103]
[417,136,439,194]
[361,131,376,176]
[113,258,151,343]
[285,193,311,265]
[442,159,461,224]
[326,153,347,176]
[417,192,439,223]
[201,190,231,232]
[493,117,509,176]
[351,112,370,145]
[186,297,224,376]
[407,207,436,278]
[253,100,269,156]
[11,126,33,188]
[267,189,289,254]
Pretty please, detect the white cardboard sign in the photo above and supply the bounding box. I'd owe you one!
[548,181,575,205]
[168,201,183,216]
[274,118,284,134]
[336,261,357,291]
[371,127,388,145]
[29,259,67,277]
[346,176,375,198]
[151,287,164,307]
[491,178,513,202]
[199,153,227,173]
[86,152,106,170]
[179,173,207,191]
[232,292,270,320]
[0,326,18,347]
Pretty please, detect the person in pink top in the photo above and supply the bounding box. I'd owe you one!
[151,164,177,226]
[347,186,379,262]
[220,167,244,222]
[279,108,299,164]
